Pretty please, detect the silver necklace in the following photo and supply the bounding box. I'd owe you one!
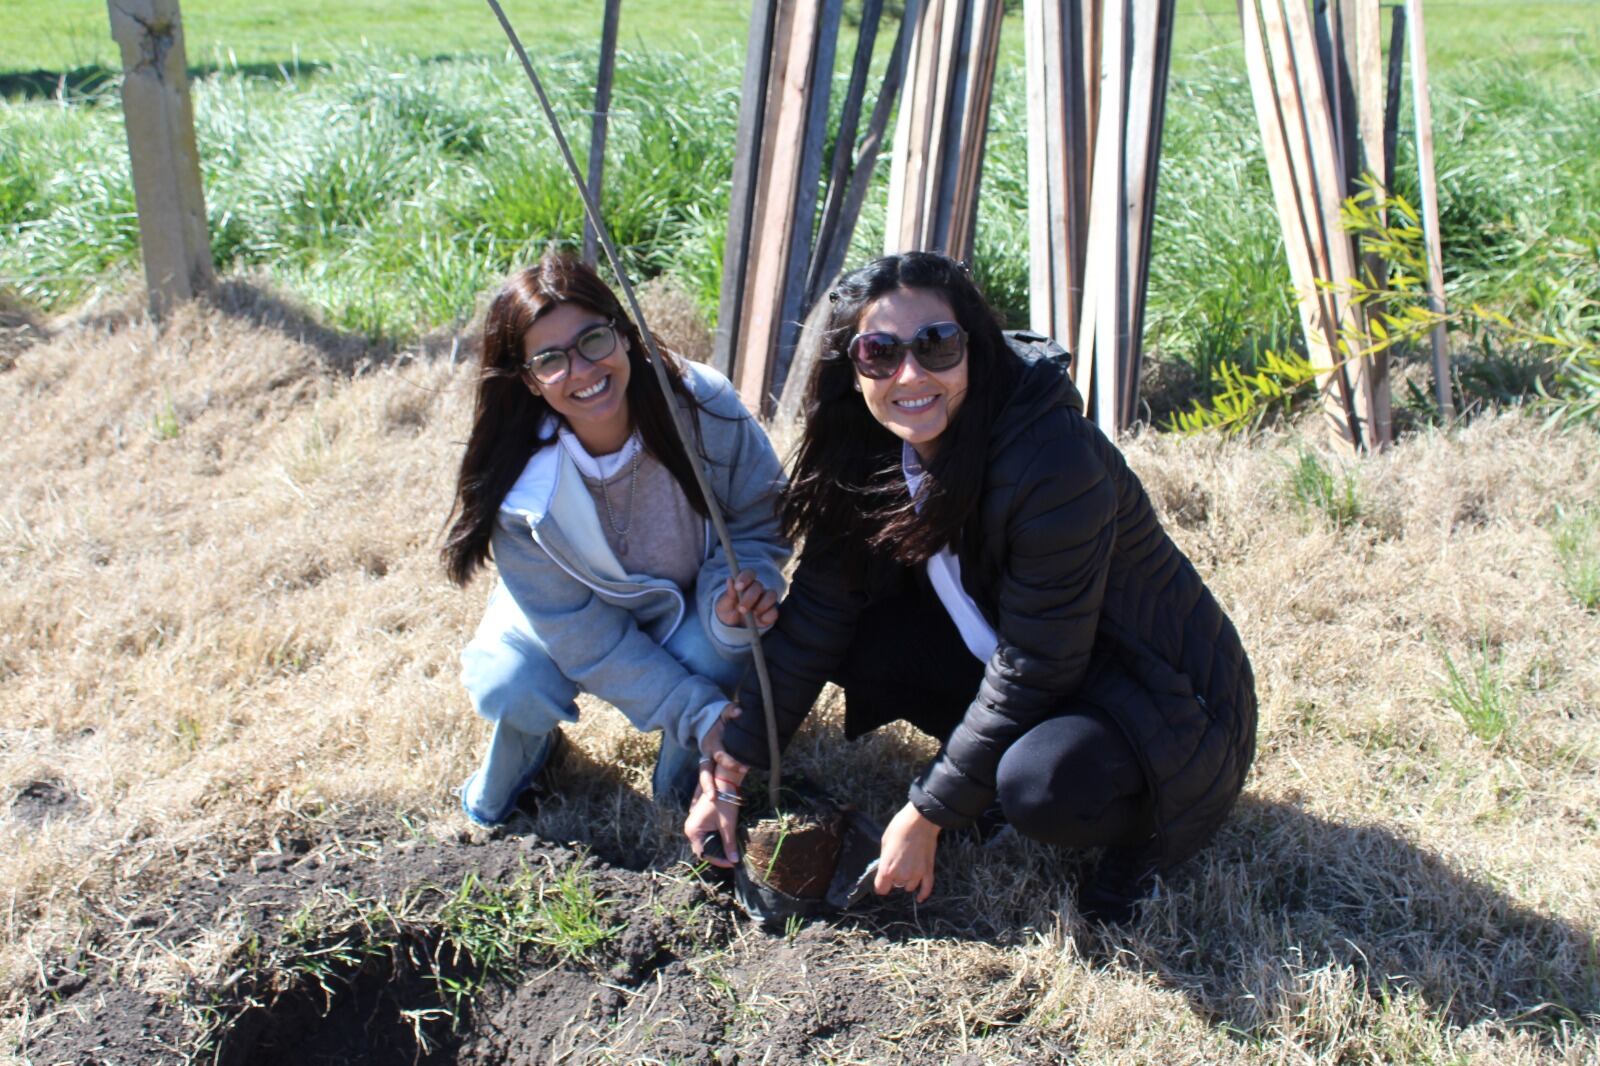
[598,443,643,556]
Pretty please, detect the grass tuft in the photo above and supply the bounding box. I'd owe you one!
[1553,506,1600,612]
[1439,640,1515,743]
[1284,446,1363,528]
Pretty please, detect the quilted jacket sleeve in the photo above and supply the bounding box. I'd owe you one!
[908,424,1118,827]
[721,532,868,770]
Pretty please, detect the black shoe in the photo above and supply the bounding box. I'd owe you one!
[1077,842,1161,926]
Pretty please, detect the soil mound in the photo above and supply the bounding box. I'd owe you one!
[25,825,915,1066]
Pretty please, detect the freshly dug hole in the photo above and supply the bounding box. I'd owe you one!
[217,942,458,1066]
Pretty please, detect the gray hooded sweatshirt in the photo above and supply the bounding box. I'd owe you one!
[486,360,790,751]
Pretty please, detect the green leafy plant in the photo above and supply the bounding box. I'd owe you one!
[438,861,619,991]
[1171,176,1600,436]
[149,396,181,441]
[1553,506,1600,611]
[1166,348,1322,435]
[1439,641,1515,743]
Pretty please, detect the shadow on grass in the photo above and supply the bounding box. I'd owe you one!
[1136,795,1600,1042]
[202,279,469,374]
[861,789,1599,1047]
[0,61,330,100]
[0,52,504,101]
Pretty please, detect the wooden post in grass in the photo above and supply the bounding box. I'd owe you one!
[582,0,622,267]
[781,5,913,424]
[1382,5,1406,195]
[1406,0,1454,420]
[107,0,212,313]
[731,0,842,414]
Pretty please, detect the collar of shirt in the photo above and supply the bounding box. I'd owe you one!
[559,426,642,482]
[901,441,928,512]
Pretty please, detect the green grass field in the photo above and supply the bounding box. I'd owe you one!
[1,0,752,72]
[7,0,1596,81]
[2,0,1597,417]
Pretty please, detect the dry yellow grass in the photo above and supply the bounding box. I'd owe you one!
[1,290,1597,1063]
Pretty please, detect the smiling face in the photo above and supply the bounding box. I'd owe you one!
[853,287,969,460]
[521,302,633,454]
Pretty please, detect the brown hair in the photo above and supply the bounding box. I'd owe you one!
[783,251,1021,565]
[441,253,707,586]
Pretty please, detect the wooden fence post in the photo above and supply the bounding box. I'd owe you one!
[107,0,212,313]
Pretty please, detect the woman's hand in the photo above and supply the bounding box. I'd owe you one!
[685,782,740,868]
[715,570,778,629]
[687,703,749,868]
[873,801,940,902]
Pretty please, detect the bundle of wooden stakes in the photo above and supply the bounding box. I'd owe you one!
[714,0,912,417]
[1238,0,1451,451]
[1025,0,1178,435]
[883,0,1006,262]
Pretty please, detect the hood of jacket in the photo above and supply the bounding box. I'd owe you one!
[989,331,1085,458]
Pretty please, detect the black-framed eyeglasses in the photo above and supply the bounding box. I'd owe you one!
[523,320,619,384]
[843,320,967,380]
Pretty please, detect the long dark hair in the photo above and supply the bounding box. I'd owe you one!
[783,251,1022,566]
[442,253,708,586]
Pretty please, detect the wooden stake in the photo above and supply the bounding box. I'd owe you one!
[803,7,912,310]
[806,0,886,304]
[1024,0,1057,337]
[713,0,781,376]
[1241,0,1349,436]
[1349,0,1392,445]
[737,0,822,413]
[1383,5,1406,195]
[582,0,622,267]
[1407,0,1453,419]
[107,0,212,314]
[770,0,843,403]
[1119,0,1177,429]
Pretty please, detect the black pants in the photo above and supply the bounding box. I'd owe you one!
[837,575,1152,851]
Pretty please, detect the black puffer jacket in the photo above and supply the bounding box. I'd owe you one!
[725,344,1256,868]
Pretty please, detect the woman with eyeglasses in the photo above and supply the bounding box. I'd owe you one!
[686,251,1256,923]
[442,253,789,827]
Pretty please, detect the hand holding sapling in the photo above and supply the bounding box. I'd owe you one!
[715,570,779,629]
[687,703,748,868]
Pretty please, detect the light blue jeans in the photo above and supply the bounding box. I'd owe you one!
[459,604,747,827]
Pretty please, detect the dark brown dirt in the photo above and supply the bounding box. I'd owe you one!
[742,810,845,899]
[21,817,947,1065]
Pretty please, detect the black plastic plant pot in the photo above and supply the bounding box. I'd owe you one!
[724,777,884,928]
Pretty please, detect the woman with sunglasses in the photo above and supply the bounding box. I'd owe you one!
[687,251,1255,923]
[442,253,789,827]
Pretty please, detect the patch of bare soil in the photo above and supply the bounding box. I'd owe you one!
[0,301,47,371]
[22,821,924,1066]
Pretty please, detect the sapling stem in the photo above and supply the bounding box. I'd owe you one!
[482,0,783,809]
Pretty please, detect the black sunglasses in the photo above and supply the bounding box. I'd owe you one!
[844,321,967,380]
[523,319,619,385]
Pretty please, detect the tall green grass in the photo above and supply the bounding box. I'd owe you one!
[2,42,1595,375]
